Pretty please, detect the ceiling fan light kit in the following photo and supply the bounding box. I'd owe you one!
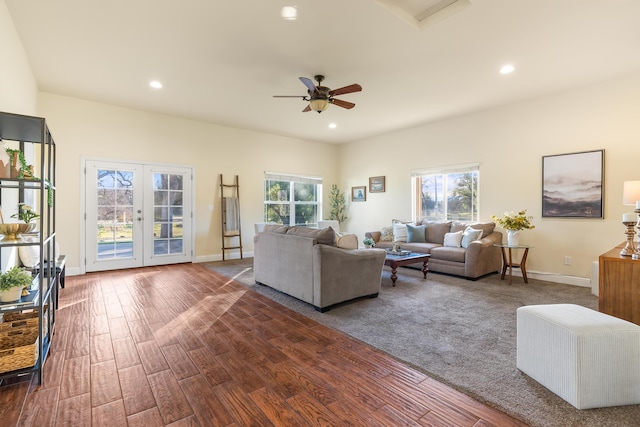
[309,98,330,113]
[274,75,362,113]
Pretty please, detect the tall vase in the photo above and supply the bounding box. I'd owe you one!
[507,230,520,246]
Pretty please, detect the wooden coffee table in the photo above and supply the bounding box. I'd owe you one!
[384,252,430,286]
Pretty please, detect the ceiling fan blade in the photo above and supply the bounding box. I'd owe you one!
[302,105,311,112]
[299,77,316,93]
[331,98,355,109]
[329,84,362,96]
[273,95,307,98]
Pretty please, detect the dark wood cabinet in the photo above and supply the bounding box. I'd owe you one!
[598,243,640,325]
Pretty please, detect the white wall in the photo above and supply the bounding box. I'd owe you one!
[0,1,38,115]
[0,2,39,271]
[5,1,640,281]
[339,72,640,281]
[37,93,339,272]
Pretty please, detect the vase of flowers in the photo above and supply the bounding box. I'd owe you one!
[362,237,375,249]
[490,210,535,246]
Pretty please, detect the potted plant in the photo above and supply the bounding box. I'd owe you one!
[0,266,33,303]
[363,237,375,248]
[490,210,535,246]
[329,184,347,225]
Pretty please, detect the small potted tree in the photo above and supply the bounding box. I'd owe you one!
[0,266,33,303]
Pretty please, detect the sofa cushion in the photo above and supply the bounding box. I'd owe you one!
[424,221,452,244]
[380,226,394,242]
[443,230,464,247]
[286,226,336,246]
[431,246,467,263]
[470,222,496,238]
[461,226,483,248]
[393,223,408,242]
[399,242,441,254]
[452,221,496,238]
[263,224,289,234]
[406,224,426,243]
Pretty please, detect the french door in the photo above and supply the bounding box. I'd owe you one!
[84,160,193,272]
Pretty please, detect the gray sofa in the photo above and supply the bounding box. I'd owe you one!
[254,224,386,312]
[366,220,502,279]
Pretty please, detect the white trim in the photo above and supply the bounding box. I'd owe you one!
[195,251,254,263]
[508,269,591,288]
[264,171,322,185]
[411,162,480,176]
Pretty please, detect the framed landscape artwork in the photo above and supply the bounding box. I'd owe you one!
[369,176,385,193]
[352,186,366,202]
[542,149,604,218]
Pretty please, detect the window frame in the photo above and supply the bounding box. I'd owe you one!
[411,163,480,222]
[263,173,323,227]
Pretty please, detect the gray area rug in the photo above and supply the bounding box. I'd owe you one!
[204,258,640,427]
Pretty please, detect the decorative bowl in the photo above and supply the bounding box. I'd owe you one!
[0,223,37,241]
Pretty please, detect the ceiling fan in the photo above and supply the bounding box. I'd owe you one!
[273,75,362,113]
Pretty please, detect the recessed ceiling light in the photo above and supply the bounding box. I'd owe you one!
[281,6,297,20]
[149,80,163,89]
[499,64,515,74]
[328,123,337,129]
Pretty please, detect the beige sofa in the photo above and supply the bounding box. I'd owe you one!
[254,224,386,312]
[366,220,502,279]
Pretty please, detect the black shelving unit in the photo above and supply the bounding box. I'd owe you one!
[0,111,57,385]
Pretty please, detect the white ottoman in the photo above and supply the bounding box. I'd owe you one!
[517,304,640,409]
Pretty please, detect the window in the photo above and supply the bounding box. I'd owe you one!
[412,163,479,222]
[264,173,322,227]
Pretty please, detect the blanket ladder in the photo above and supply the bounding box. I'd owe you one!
[220,174,243,260]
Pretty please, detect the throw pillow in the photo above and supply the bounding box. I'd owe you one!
[380,226,394,242]
[406,224,426,243]
[336,234,358,249]
[443,230,464,248]
[393,223,408,242]
[461,227,483,248]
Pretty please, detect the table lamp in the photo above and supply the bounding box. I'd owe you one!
[622,180,640,257]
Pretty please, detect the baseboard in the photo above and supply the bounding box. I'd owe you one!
[509,269,591,288]
[67,266,83,277]
[195,251,254,263]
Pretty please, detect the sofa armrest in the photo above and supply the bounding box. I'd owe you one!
[312,246,386,309]
[365,231,381,243]
[464,231,503,278]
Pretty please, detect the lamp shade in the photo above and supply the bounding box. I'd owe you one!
[623,181,640,205]
[309,98,329,112]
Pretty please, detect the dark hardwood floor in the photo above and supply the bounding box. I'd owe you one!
[0,263,528,426]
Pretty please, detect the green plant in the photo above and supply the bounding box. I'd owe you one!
[44,178,54,207]
[363,237,375,247]
[5,148,31,179]
[11,203,39,223]
[490,210,535,231]
[0,266,33,291]
[329,184,347,224]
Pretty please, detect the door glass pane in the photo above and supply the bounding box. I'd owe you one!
[153,173,184,256]
[96,169,134,260]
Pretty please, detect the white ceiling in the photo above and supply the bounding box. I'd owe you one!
[6,0,640,144]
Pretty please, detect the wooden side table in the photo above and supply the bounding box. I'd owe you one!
[494,244,531,285]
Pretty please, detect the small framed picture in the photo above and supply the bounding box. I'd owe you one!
[369,176,385,193]
[352,186,366,202]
